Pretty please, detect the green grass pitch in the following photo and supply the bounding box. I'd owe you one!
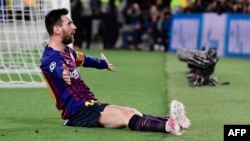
[0,50,250,141]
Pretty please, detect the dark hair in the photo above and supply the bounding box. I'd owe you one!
[45,8,69,36]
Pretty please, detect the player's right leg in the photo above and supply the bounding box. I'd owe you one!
[99,105,168,133]
[99,103,190,135]
[98,105,167,130]
[98,105,135,129]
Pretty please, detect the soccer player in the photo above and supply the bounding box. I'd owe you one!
[40,8,191,136]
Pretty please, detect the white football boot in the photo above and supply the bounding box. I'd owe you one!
[176,100,191,129]
[165,100,191,136]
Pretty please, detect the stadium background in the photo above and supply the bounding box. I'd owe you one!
[0,0,250,141]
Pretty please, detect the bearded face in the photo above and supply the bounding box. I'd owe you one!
[61,29,74,45]
[59,15,76,45]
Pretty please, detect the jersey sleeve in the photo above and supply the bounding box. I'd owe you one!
[71,50,108,69]
[40,53,64,80]
[82,55,108,69]
[52,59,64,79]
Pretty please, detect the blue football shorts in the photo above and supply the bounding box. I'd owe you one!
[64,101,109,127]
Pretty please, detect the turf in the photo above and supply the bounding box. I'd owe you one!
[166,53,250,141]
[0,50,250,141]
[0,50,167,141]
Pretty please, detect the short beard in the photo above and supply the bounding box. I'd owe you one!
[62,31,73,45]
[62,37,72,45]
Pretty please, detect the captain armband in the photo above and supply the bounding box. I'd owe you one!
[75,51,84,66]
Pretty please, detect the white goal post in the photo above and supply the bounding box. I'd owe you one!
[0,0,70,88]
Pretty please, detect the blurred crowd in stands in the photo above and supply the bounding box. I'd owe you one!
[71,0,170,51]
[71,0,250,52]
[2,0,248,51]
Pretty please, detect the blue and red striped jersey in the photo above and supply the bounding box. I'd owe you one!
[40,45,108,120]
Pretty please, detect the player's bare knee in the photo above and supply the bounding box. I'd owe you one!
[133,109,143,116]
[124,108,142,117]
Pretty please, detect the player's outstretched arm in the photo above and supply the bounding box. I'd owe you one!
[79,52,115,71]
[100,53,115,72]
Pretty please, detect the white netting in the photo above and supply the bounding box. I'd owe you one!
[0,0,70,88]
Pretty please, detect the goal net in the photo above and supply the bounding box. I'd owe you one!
[0,0,70,88]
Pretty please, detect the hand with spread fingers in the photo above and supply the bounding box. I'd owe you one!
[62,64,71,85]
[100,53,115,72]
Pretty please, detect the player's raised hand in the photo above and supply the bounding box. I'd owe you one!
[100,53,115,72]
[62,64,71,85]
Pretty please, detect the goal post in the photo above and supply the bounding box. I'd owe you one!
[0,0,70,88]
